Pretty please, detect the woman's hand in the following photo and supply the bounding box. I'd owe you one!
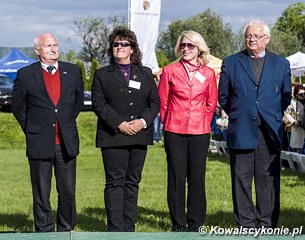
[128,119,144,133]
[118,120,144,136]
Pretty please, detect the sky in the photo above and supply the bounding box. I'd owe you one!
[0,0,303,52]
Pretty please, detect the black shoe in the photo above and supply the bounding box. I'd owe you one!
[171,226,187,232]
[187,226,200,232]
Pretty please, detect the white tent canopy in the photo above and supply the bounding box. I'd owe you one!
[286,51,305,78]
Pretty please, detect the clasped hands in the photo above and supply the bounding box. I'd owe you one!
[118,119,144,136]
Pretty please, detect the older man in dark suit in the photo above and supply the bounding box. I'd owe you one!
[12,33,84,232]
[218,20,291,228]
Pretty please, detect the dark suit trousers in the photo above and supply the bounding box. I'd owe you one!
[230,126,280,228]
[28,144,76,232]
[164,131,210,231]
[101,145,147,232]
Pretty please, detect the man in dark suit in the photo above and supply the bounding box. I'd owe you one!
[218,20,291,228]
[12,33,84,232]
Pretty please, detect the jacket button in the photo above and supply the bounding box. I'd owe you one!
[131,115,134,119]
[130,102,133,106]
[55,109,58,112]
[52,124,56,127]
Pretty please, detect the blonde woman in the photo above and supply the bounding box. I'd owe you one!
[158,30,218,231]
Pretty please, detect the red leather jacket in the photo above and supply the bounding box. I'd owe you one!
[158,60,218,135]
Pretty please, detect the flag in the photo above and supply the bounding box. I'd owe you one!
[128,0,161,73]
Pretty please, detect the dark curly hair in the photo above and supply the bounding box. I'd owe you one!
[107,26,142,65]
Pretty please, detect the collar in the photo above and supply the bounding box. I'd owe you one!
[248,50,266,58]
[41,61,59,74]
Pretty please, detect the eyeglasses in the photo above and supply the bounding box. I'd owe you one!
[298,93,305,97]
[179,42,196,50]
[112,41,131,47]
[245,34,266,41]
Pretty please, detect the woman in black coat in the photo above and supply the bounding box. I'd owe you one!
[91,26,160,232]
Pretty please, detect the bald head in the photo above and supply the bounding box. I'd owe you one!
[34,33,59,65]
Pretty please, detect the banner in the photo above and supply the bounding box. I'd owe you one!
[129,0,161,73]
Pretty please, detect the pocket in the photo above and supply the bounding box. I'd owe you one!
[275,113,282,122]
[26,125,41,134]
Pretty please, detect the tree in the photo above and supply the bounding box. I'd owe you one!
[268,28,304,57]
[71,16,126,66]
[88,58,100,90]
[275,2,305,47]
[157,9,235,62]
[156,51,170,68]
[75,60,88,90]
[60,50,78,63]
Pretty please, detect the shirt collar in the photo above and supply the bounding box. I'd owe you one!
[248,50,266,58]
[41,62,59,73]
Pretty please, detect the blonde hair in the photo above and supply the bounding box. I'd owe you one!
[174,30,210,66]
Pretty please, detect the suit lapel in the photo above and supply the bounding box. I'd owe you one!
[108,63,129,86]
[259,51,273,85]
[57,62,69,106]
[176,61,192,87]
[130,64,142,84]
[238,51,257,86]
[32,63,55,106]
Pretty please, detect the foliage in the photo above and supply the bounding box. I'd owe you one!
[230,25,246,53]
[60,49,78,63]
[88,59,100,91]
[268,28,304,57]
[157,9,235,62]
[157,20,185,62]
[156,51,169,68]
[71,16,126,66]
[75,60,89,91]
[275,2,305,47]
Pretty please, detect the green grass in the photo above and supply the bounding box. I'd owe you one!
[0,112,304,232]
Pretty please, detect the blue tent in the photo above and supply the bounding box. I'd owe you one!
[0,48,36,80]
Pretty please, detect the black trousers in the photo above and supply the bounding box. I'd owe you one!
[28,144,76,232]
[230,127,281,228]
[164,131,210,231]
[101,145,147,232]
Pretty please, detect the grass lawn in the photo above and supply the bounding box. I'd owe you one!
[0,111,304,232]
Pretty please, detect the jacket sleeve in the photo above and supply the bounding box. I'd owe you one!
[73,66,84,119]
[205,70,218,124]
[218,60,230,114]
[158,66,170,123]
[91,70,124,131]
[138,68,160,127]
[281,60,292,115]
[12,70,27,132]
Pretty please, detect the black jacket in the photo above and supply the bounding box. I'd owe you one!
[91,62,160,147]
[12,61,84,158]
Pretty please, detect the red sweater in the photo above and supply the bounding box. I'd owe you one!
[43,69,61,144]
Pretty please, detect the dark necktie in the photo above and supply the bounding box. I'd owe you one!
[47,65,55,73]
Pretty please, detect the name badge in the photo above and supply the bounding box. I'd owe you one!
[195,72,206,83]
[129,80,141,89]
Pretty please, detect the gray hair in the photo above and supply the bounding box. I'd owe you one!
[244,19,271,37]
